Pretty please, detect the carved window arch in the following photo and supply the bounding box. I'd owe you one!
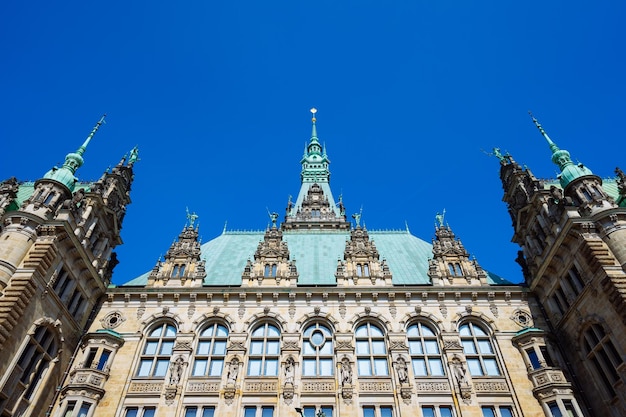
[191,322,228,377]
[407,322,444,376]
[355,322,389,376]
[136,322,177,378]
[582,323,623,398]
[247,323,280,376]
[302,322,333,376]
[0,325,59,415]
[459,322,500,376]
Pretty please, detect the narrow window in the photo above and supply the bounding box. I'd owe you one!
[526,348,541,370]
[454,263,463,276]
[271,264,277,277]
[97,349,111,371]
[583,324,623,397]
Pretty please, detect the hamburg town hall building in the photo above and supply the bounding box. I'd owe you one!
[1,111,626,417]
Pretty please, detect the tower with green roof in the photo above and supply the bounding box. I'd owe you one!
[499,115,626,416]
[0,117,136,417]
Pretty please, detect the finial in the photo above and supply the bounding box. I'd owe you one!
[186,207,199,228]
[435,209,446,228]
[529,111,559,152]
[310,108,318,140]
[222,221,228,234]
[78,114,107,156]
[405,220,410,233]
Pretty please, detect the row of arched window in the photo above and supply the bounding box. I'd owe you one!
[134,319,500,379]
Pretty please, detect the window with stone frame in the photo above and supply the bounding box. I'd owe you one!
[302,322,334,376]
[136,322,177,378]
[191,322,228,377]
[361,405,393,417]
[247,323,280,376]
[582,323,623,398]
[301,405,334,417]
[459,322,500,376]
[244,405,274,417]
[480,405,514,417]
[421,405,454,417]
[123,406,156,417]
[61,400,93,417]
[184,406,215,417]
[356,323,389,376]
[407,321,445,377]
[0,325,58,415]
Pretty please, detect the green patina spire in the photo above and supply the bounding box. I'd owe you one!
[43,115,106,192]
[530,112,592,189]
[300,108,329,183]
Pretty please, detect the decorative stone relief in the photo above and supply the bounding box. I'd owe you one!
[101,311,125,329]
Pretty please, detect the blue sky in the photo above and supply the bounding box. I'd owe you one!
[2,2,625,285]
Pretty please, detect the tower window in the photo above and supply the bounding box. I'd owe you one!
[583,324,623,397]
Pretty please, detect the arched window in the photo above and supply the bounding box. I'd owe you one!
[356,323,388,376]
[448,263,455,275]
[248,323,280,376]
[303,323,333,376]
[583,324,623,397]
[1,325,58,413]
[136,323,177,377]
[271,264,277,277]
[192,323,228,377]
[454,263,463,276]
[407,322,444,376]
[459,322,500,376]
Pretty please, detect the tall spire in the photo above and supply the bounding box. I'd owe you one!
[529,112,592,188]
[283,109,349,230]
[43,115,107,191]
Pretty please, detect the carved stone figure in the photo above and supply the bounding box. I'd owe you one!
[169,356,184,385]
[340,357,352,386]
[452,358,469,386]
[227,358,240,385]
[396,356,408,384]
[284,356,295,384]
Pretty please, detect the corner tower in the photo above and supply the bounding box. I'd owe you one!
[0,117,136,417]
[500,116,626,416]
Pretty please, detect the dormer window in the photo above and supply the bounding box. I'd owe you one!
[356,264,370,277]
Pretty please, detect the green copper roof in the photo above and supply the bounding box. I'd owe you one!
[120,229,512,287]
[42,116,105,192]
[531,115,593,189]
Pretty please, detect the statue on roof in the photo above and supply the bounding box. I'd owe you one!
[128,146,140,166]
[352,208,362,228]
[435,209,446,228]
[186,207,198,227]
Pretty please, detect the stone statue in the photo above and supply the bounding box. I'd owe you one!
[395,356,408,384]
[340,357,352,386]
[284,356,295,384]
[169,356,184,385]
[452,358,469,386]
[227,358,240,385]
[186,207,199,227]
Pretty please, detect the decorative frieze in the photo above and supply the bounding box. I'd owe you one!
[474,381,509,392]
[186,382,220,393]
[415,382,451,392]
[244,381,278,393]
[301,381,335,392]
[128,382,162,394]
[359,381,392,392]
